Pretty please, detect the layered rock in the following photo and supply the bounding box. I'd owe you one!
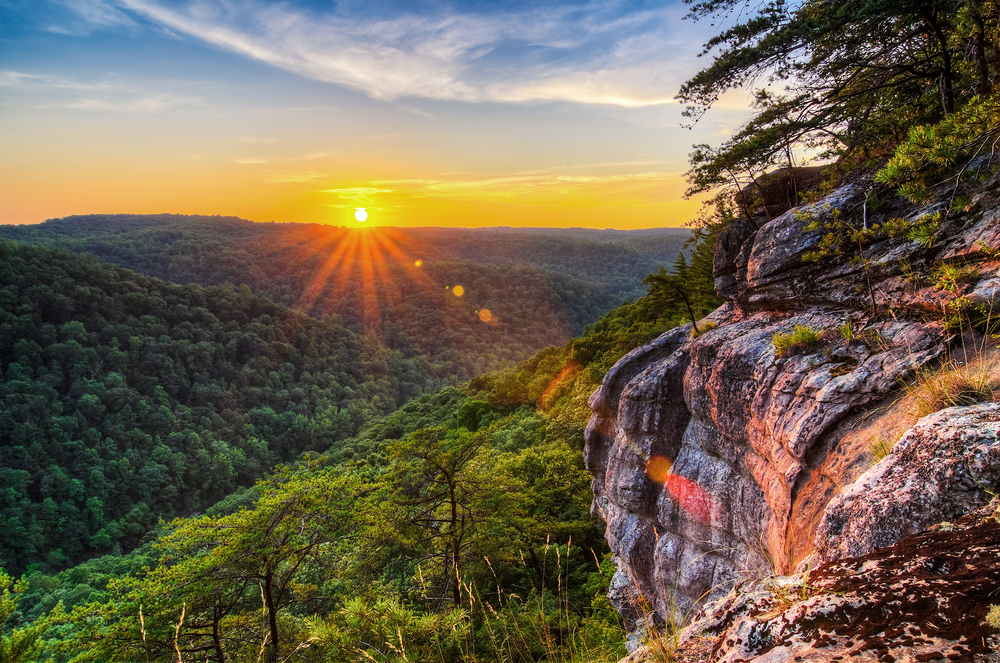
[586,171,1000,628]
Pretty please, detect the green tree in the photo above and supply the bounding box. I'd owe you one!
[385,428,495,608]
[1,570,53,663]
[65,467,359,663]
[679,0,999,202]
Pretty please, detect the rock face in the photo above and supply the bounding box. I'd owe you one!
[672,495,1000,663]
[585,171,1000,628]
[816,403,1000,564]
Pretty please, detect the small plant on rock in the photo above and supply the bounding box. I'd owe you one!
[985,604,1000,630]
[898,258,925,286]
[691,320,718,339]
[867,434,901,462]
[906,212,943,248]
[772,325,824,357]
[932,263,980,293]
[837,319,857,343]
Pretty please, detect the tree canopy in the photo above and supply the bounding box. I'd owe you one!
[680,0,1000,207]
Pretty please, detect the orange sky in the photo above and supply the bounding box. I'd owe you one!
[0,0,741,230]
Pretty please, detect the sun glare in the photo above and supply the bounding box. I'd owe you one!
[645,453,711,522]
[284,226,489,338]
[355,208,368,222]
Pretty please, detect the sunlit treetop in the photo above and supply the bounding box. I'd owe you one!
[679,0,999,208]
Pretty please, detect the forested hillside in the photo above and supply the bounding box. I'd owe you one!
[0,217,689,383]
[0,241,430,576]
[0,223,721,662]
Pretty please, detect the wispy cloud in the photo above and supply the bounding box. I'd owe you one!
[322,186,396,205]
[64,0,708,108]
[263,171,328,183]
[0,69,203,112]
[363,169,683,206]
[57,0,135,28]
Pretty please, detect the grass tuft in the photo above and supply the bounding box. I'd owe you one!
[906,361,996,418]
[867,434,901,462]
[837,319,857,343]
[772,325,824,358]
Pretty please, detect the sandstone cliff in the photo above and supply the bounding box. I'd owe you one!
[584,167,1000,657]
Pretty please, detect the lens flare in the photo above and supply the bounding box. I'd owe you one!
[539,360,581,409]
[453,285,464,297]
[645,455,672,484]
[664,475,711,522]
[415,259,423,267]
[478,308,492,322]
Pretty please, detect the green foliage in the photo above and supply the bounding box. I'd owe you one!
[907,218,942,248]
[0,241,423,575]
[875,95,1000,201]
[771,325,823,358]
[3,215,722,662]
[932,262,981,293]
[307,594,470,662]
[680,0,1000,210]
[1,570,55,663]
[61,466,361,663]
[801,207,942,263]
[0,216,692,383]
[837,319,857,343]
[39,401,618,662]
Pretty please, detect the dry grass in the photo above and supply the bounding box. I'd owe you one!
[906,359,998,418]
[866,434,902,462]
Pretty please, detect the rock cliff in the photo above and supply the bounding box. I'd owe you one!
[585,168,1000,643]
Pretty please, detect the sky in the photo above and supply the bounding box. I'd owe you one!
[0,0,751,229]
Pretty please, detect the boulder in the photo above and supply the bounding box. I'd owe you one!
[815,402,1000,564]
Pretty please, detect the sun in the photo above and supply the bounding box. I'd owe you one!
[355,208,368,222]
[291,226,439,334]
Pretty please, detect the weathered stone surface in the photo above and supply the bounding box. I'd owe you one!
[667,498,1000,663]
[739,185,862,308]
[941,189,1000,259]
[714,220,757,300]
[587,176,1000,635]
[814,402,1000,564]
[734,165,828,220]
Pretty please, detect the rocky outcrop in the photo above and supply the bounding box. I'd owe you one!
[668,494,1000,663]
[816,403,1000,564]
[586,168,1000,630]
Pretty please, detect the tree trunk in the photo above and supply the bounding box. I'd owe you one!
[973,16,992,94]
[449,482,462,606]
[213,606,226,663]
[264,569,279,663]
[921,7,955,114]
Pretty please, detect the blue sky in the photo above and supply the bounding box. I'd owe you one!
[0,0,750,227]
